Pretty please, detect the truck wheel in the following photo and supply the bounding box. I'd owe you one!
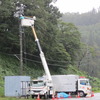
[32,95,34,98]
[79,91,85,97]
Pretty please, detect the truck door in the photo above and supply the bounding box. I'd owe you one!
[78,79,91,97]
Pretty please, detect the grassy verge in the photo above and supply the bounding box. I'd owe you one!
[88,76,100,92]
[0,97,34,100]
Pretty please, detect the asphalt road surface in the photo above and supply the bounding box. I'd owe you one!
[50,93,100,100]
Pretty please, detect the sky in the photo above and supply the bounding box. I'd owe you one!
[52,0,100,13]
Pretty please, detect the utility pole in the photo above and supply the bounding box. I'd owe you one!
[19,22,23,75]
[14,2,26,75]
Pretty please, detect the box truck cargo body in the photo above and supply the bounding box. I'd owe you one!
[52,75,92,97]
[52,75,79,92]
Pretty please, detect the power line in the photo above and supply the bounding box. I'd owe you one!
[0,51,82,63]
[24,52,70,63]
[23,57,67,68]
[0,51,19,56]
[23,58,42,64]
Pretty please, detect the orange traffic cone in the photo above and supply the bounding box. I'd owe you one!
[91,91,94,97]
[77,92,80,98]
[68,93,72,98]
[55,94,59,100]
[36,94,40,100]
[52,94,55,100]
[59,95,64,99]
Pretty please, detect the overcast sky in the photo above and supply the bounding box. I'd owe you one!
[52,0,100,13]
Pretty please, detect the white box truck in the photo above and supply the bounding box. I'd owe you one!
[52,75,92,97]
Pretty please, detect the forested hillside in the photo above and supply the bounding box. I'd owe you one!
[0,0,82,77]
[62,8,100,78]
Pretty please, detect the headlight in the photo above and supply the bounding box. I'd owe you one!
[40,91,44,94]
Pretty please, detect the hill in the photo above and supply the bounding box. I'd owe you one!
[62,8,100,78]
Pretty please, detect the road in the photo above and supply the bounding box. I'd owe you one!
[50,93,100,100]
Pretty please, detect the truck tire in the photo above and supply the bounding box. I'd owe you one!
[79,91,85,97]
[32,95,35,98]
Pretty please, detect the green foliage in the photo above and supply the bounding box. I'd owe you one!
[0,0,82,75]
[0,76,4,97]
[62,9,100,78]
[0,97,34,100]
[78,23,100,78]
[62,8,100,26]
[58,21,81,63]
[88,76,100,92]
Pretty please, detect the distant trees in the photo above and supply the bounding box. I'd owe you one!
[58,21,81,63]
[62,7,100,26]
[62,8,100,78]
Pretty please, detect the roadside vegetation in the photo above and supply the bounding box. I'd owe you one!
[0,97,33,100]
[0,53,100,98]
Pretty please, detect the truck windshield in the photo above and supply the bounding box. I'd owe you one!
[80,80,90,86]
[32,81,44,87]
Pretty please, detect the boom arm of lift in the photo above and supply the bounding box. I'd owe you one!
[20,16,52,84]
[31,26,52,83]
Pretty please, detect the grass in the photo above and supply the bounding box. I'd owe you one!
[0,97,34,100]
[88,76,100,92]
[0,53,44,98]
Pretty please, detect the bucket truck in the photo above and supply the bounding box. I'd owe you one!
[20,16,53,98]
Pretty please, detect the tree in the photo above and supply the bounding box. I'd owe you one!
[0,0,83,75]
[58,21,81,64]
[0,0,61,54]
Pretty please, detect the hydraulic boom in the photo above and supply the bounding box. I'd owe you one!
[20,16,52,83]
[31,26,52,82]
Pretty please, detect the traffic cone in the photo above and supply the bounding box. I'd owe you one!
[68,93,72,98]
[91,91,94,97]
[52,94,55,100]
[36,94,40,100]
[59,96,64,99]
[55,93,59,100]
[77,92,80,98]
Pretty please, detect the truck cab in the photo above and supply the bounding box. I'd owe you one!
[28,79,49,98]
[78,77,92,97]
[28,76,53,99]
